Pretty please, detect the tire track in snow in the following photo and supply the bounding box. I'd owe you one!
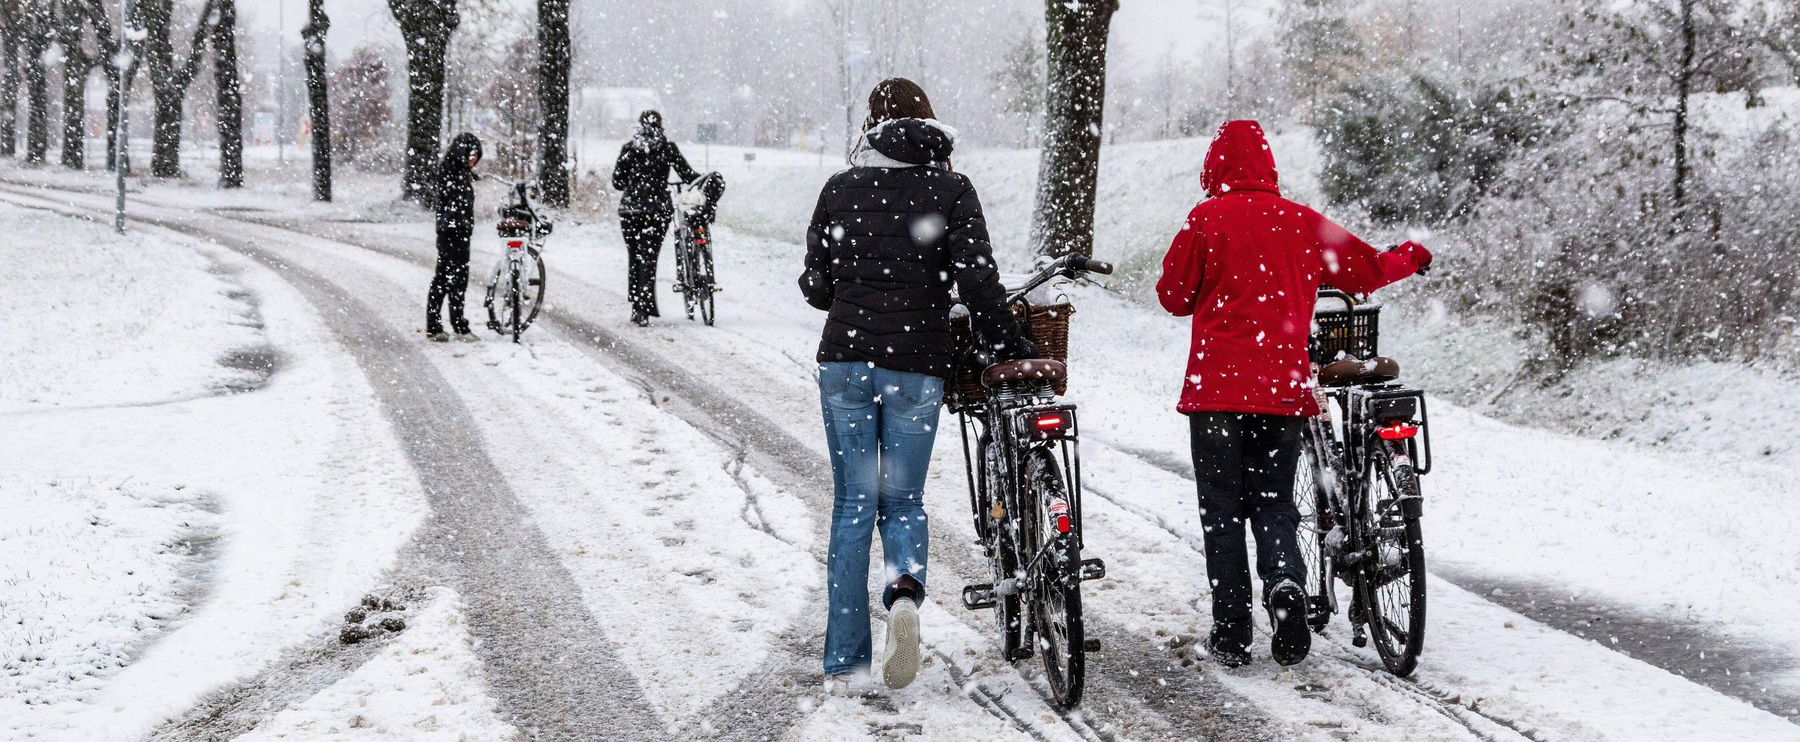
[0,190,664,741]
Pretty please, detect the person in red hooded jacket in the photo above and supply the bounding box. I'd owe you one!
[1156,120,1431,668]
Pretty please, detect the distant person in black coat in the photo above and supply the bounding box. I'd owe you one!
[428,132,483,342]
[612,110,700,326]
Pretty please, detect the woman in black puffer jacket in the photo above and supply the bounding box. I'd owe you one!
[427,132,483,341]
[800,78,1031,693]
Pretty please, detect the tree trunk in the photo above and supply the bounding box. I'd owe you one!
[1030,0,1117,258]
[302,0,330,201]
[389,0,459,204]
[96,0,140,174]
[58,0,95,170]
[142,0,211,178]
[1672,0,1694,211]
[21,1,50,164]
[536,0,569,206]
[1,10,20,158]
[211,0,241,187]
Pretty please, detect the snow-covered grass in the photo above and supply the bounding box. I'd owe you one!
[0,202,264,411]
[0,479,218,720]
[234,588,517,742]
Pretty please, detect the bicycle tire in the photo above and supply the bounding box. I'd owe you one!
[1356,450,1426,676]
[981,440,1025,662]
[484,258,506,334]
[1025,448,1084,709]
[699,244,716,326]
[520,248,545,332]
[1293,428,1335,632]
[508,266,523,342]
[679,230,698,321]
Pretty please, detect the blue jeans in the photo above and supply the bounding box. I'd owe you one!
[818,361,943,675]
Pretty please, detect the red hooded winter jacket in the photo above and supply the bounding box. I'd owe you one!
[1155,120,1431,417]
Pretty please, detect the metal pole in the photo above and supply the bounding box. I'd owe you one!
[115,0,132,234]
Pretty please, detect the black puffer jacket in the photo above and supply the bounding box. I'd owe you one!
[612,124,700,216]
[435,133,482,233]
[799,118,1029,379]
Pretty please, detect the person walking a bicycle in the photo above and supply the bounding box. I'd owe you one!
[427,132,484,342]
[1156,120,1431,668]
[613,110,701,327]
[799,78,1033,693]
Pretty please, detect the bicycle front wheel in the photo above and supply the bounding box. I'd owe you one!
[1025,448,1084,709]
[1356,448,1427,676]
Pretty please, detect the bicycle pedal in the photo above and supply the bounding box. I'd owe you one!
[1083,638,1102,652]
[528,279,541,286]
[961,584,996,610]
[1079,558,1107,581]
[1006,648,1034,661]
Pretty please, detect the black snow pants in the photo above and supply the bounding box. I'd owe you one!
[1189,412,1307,648]
[621,209,671,318]
[427,226,473,334]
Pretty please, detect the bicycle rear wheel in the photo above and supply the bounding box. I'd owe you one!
[1356,449,1426,676]
[678,230,698,321]
[1025,448,1084,709]
[981,440,1025,663]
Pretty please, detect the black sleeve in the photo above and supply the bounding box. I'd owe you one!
[799,186,835,311]
[946,183,1033,358]
[611,145,631,191]
[667,142,701,183]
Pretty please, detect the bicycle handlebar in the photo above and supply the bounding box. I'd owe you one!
[1007,253,1113,302]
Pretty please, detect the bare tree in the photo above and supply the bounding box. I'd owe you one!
[387,0,459,204]
[210,0,241,187]
[0,0,23,158]
[536,0,568,205]
[1030,0,1117,258]
[55,0,99,169]
[140,0,212,177]
[301,0,329,200]
[88,0,139,172]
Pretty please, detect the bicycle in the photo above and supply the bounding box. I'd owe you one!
[1292,287,1434,676]
[484,180,552,343]
[954,253,1113,709]
[670,175,722,326]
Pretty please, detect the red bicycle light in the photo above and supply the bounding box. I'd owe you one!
[1377,423,1420,440]
[506,240,524,249]
[1049,498,1072,533]
[1035,412,1066,430]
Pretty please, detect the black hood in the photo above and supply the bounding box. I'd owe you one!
[441,132,482,172]
[862,118,956,166]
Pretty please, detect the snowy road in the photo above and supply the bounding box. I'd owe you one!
[3,175,1797,741]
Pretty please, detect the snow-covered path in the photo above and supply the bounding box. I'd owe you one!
[3,173,1797,741]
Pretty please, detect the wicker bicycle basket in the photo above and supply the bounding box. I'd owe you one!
[1309,303,1381,365]
[949,302,1074,405]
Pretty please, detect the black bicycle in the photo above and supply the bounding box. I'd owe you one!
[670,176,721,326]
[955,253,1112,709]
[484,180,552,343]
[1292,288,1433,676]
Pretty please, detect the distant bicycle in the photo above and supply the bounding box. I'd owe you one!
[1292,286,1433,676]
[670,173,725,326]
[484,180,552,343]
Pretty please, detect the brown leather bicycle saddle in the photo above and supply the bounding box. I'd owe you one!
[1318,356,1400,387]
[980,359,1068,389]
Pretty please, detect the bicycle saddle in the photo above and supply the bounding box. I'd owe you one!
[980,358,1067,389]
[1318,356,1400,387]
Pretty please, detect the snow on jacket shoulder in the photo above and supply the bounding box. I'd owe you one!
[1155,120,1430,416]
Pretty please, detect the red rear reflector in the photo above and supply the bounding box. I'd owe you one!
[507,240,524,248]
[1378,423,1420,440]
[1035,412,1065,429]
[1055,514,1071,533]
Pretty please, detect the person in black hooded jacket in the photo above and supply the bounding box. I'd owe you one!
[427,132,483,341]
[612,110,700,326]
[801,78,1032,693]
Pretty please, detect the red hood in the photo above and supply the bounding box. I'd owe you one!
[1201,119,1280,197]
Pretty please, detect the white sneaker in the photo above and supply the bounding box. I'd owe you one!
[879,597,922,689]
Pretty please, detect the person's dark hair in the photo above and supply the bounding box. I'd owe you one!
[639,110,663,129]
[864,78,935,131]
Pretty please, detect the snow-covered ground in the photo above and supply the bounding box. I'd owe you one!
[1,129,1797,741]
